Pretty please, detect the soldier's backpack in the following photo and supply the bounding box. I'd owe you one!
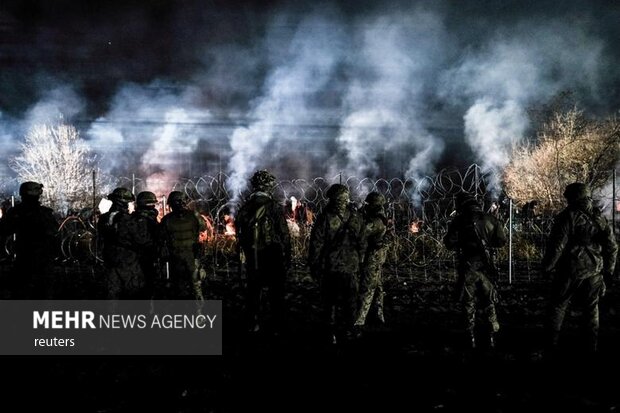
[243,202,275,252]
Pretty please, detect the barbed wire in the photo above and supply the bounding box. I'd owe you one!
[3,164,617,282]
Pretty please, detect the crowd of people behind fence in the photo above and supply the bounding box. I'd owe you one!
[0,172,617,356]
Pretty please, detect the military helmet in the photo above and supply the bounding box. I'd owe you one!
[167,191,187,205]
[108,187,135,203]
[455,192,478,209]
[365,192,386,206]
[136,191,158,208]
[19,181,44,198]
[250,170,277,191]
[563,182,591,202]
[325,184,349,201]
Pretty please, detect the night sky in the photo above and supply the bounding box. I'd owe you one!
[0,0,618,195]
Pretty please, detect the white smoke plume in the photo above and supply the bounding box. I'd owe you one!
[333,9,447,184]
[24,85,85,127]
[1,3,618,210]
[86,83,212,196]
[442,21,607,194]
[226,14,345,199]
[463,99,527,191]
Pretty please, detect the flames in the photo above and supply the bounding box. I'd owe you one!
[409,220,423,234]
[198,214,215,243]
[286,196,314,237]
[223,214,236,237]
[287,196,301,236]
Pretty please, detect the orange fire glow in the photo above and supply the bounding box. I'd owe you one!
[198,214,215,243]
[409,220,423,234]
[224,214,236,236]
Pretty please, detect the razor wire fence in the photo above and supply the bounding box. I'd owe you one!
[2,164,618,283]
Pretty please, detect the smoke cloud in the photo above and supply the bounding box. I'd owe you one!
[226,13,345,199]
[0,1,618,202]
[442,20,608,194]
[332,9,447,184]
[86,83,213,196]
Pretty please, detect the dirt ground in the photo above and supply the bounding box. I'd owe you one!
[1,264,620,412]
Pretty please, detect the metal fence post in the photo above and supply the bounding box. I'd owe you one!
[509,197,513,284]
[613,169,617,235]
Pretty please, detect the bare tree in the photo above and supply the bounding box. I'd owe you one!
[10,122,109,213]
[504,108,619,212]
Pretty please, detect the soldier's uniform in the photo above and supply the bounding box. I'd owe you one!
[159,191,206,300]
[309,184,366,344]
[235,170,291,333]
[543,183,618,353]
[97,187,145,299]
[444,193,507,349]
[131,192,160,298]
[0,182,58,299]
[355,192,389,329]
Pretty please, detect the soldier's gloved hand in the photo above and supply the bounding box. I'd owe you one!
[600,280,607,298]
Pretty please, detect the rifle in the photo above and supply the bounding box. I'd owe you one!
[470,216,501,303]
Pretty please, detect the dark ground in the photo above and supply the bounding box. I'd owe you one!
[1,262,620,413]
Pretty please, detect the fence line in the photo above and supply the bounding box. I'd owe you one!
[2,164,618,282]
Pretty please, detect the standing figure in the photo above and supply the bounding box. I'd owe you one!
[235,170,291,334]
[309,184,365,344]
[354,192,389,332]
[97,187,144,299]
[543,183,617,354]
[132,191,161,298]
[0,182,58,298]
[444,192,507,349]
[159,191,206,300]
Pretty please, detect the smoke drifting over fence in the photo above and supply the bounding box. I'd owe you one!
[0,1,618,198]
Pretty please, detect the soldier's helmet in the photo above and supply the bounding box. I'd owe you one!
[136,191,158,209]
[365,192,386,207]
[250,170,277,192]
[167,191,188,209]
[563,182,591,202]
[325,184,349,201]
[455,192,479,211]
[108,187,135,205]
[19,181,44,198]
